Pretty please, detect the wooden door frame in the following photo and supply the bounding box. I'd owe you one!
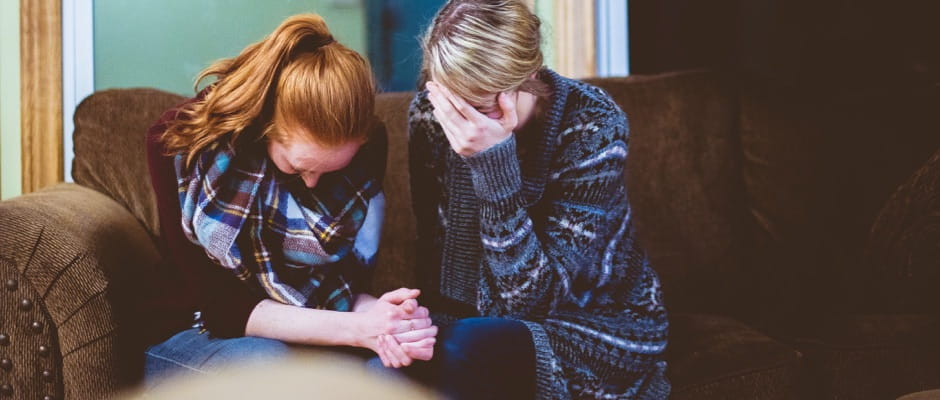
[553,1,596,79]
[21,0,63,193]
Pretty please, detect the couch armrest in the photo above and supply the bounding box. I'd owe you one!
[0,183,160,400]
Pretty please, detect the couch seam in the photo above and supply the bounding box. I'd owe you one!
[40,252,85,301]
[672,353,802,395]
[62,327,115,358]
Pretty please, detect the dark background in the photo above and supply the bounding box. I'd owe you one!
[629,0,939,86]
[630,0,940,316]
[369,0,939,98]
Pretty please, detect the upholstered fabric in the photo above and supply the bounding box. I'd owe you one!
[783,314,940,399]
[72,88,186,238]
[0,184,161,399]
[371,91,419,293]
[865,149,940,312]
[667,314,802,400]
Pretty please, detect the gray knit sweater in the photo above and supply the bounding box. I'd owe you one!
[408,69,670,399]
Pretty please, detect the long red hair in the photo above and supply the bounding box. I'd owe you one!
[162,14,376,167]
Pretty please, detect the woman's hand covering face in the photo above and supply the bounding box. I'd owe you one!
[426,81,519,157]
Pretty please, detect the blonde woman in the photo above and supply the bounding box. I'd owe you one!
[407,1,670,398]
[144,14,436,388]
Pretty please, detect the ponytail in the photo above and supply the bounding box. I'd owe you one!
[162,14,376,168]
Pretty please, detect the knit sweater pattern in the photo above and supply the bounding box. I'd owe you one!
[408,69,670,399]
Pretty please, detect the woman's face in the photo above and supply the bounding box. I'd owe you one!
[467,92,510,120]
[462,89,538,129]
[267,129,361,189]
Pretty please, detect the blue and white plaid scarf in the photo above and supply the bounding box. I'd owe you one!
[175,137,383,311]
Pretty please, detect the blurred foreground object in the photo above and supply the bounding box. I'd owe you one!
[120,352,440,400]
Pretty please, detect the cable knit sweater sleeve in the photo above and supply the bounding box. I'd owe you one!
[463,109,630,319]
[407,104,446,297]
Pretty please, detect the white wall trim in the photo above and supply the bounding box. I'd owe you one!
[597,0,629,77]
[62,0,94,183]
[1,0,22,199]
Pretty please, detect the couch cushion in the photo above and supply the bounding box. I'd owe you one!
[372,91,419,293]
[585,71,750,313]
[667,313,802,400]
[73,88,186,238]
[780,314,940,400]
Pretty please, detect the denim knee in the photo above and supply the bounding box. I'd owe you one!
[145,329,293,378]
[438,317,531,367]
[200,336,292,368]
[431,317,535,399]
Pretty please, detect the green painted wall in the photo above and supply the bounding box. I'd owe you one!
[0,0,21,199]
[94,0,367,96]
[533,0,556,70]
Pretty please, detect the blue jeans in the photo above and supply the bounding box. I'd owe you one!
[146,318,535,399]
[144,328,389,391]
[405,317,536,400]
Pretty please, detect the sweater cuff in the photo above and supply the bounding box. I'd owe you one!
[462,135,522,201]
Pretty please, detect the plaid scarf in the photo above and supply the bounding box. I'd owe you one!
[176,137,383,311]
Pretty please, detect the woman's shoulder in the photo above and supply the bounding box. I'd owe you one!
[407,90,434,123]
[147,91,206,145]
[538,75,631,170]
[549,81,628,151]
[561,77,627,126]
[406,90,448,145]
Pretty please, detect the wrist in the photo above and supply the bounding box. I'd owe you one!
[352,293,378,313]
[343,311,370,349]
[463,134,522,200]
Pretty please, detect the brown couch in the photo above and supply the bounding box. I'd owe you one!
[1,70,938,399]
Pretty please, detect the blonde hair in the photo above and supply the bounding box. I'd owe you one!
[163,14,375,167]
[420,0,550,105]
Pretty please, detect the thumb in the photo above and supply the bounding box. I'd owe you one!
[379,288,421,304]
[498,91,519,132]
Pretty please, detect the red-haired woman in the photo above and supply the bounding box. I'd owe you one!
[143,14,435,388]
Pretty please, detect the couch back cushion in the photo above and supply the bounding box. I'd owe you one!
[371,92,419,292]
[585,71,750,312]
[73,88,186,238]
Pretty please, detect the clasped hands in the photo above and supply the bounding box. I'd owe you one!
[355,288,437,368]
